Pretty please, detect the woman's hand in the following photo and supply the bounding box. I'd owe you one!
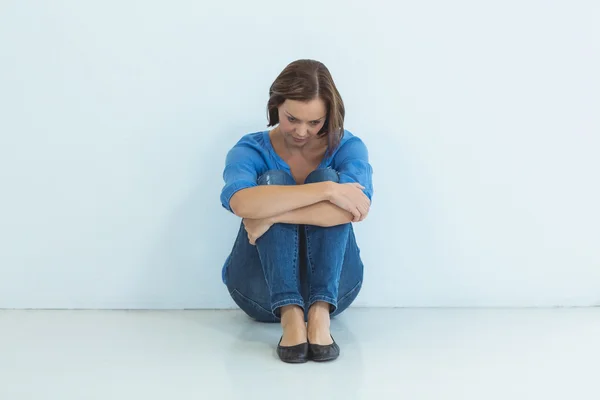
[243,217,274,245]
[327,182,371,222]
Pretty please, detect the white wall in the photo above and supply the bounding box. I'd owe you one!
[1,1,598,309]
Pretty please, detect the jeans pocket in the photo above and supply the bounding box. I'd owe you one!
[229,289,277,322]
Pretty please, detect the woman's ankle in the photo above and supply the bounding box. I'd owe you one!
[308,301,331,319]
[307,302,333,345]
[281,305,304,322]
[280,305,306,332]
[279,305,307,346]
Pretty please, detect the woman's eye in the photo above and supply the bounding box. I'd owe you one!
[287,117,296,122]
[310,121,320,126]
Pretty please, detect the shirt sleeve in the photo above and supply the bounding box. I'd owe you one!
[220,142,265,212]
[334,137,374,201]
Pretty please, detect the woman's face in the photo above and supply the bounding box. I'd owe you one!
[277,98,327,147]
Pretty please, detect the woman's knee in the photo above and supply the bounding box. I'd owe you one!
[304,168,340,184]
[257,170,295,186]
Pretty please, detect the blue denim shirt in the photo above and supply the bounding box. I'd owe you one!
[220,129,374,212]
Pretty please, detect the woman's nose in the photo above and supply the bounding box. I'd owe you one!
[296,127,308,137]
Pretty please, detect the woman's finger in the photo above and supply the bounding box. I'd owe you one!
[351,207,361,221]
[357,203,369,221]
[360,207,369,221]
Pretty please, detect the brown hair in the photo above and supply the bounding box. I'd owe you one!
[267,59,345,151]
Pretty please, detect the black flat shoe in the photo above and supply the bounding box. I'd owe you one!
[277,337,308,363]
[308,336,340,362]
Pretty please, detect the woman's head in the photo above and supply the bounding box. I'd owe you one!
[267,59,345,151]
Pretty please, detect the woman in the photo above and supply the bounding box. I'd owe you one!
[220,59,373,363]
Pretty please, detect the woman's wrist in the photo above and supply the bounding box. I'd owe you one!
[321,181,337,203]
[269,181,334,225]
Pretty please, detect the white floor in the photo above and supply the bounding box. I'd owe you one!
[1,308,599,400]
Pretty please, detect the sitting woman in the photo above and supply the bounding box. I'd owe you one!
[219,59,373,363]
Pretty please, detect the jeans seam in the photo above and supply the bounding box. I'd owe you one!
[229,288,273,316]
[293,225,299,284]
[272,298,304,307]
[338,280,362,304]
[305,225,316,297]
[308,295,337,309]
[271,298,305,318]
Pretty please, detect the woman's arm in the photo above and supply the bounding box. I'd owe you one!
[243,200,369,244]
[242,201,367,244]
[272,201,366,227]
[230,182,332,219]
[230,181,369,221]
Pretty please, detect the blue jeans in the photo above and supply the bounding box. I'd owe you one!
[224,169,364,322]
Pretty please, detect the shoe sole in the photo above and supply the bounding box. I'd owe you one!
[280,357,308,364]
[310,355,339,362]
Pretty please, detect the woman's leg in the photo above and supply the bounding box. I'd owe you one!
[303,169,365,346]
[225,221,277,322]
[225,170,307,347]
[253,170,305,318]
